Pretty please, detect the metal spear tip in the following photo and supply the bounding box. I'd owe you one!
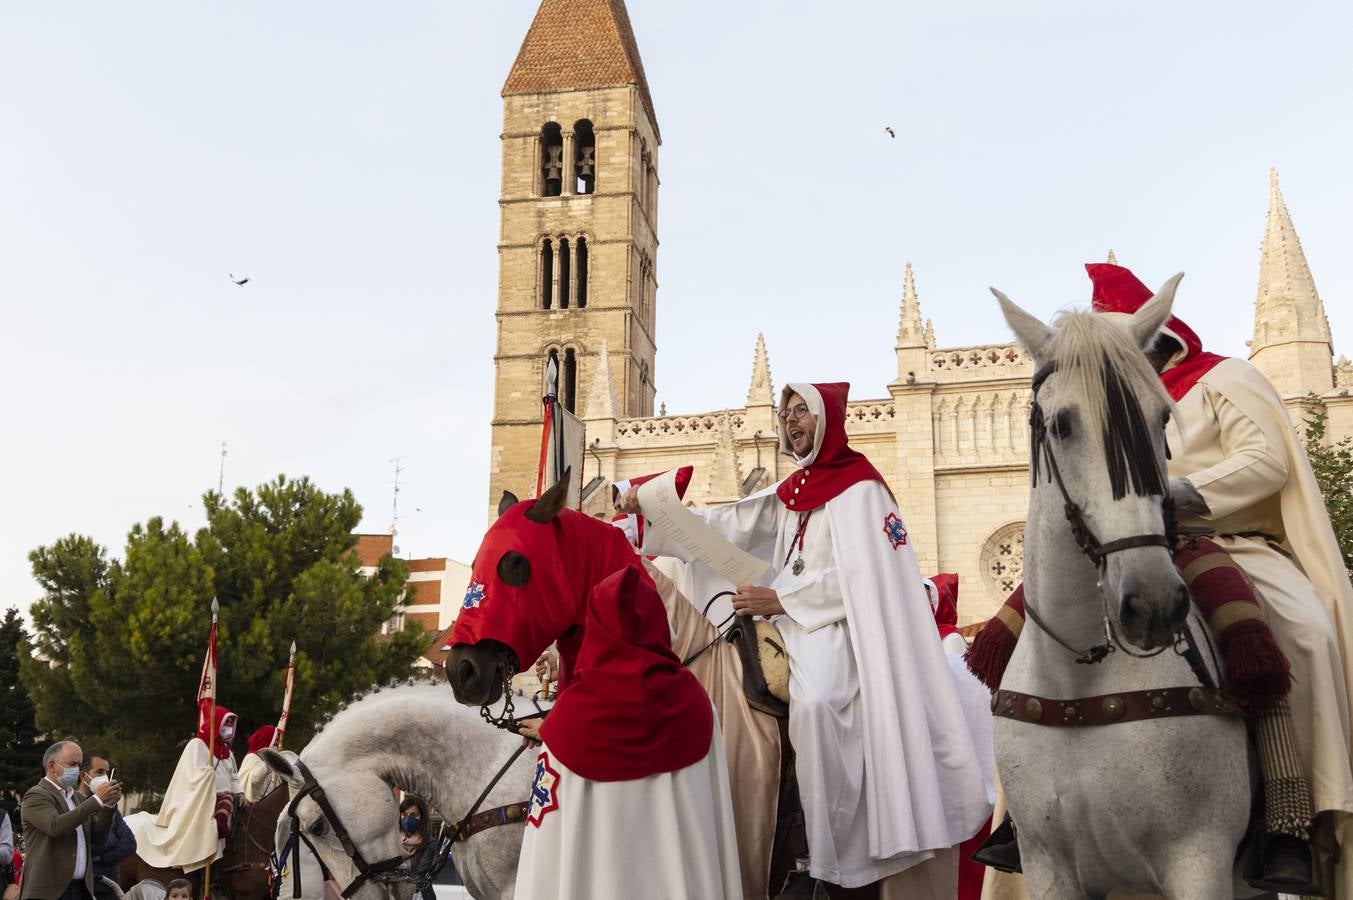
[211,597,220,615]
[289,640,297,656]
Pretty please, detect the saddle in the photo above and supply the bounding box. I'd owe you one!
[727,618,791,718]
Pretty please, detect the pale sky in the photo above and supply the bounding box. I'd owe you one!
[4,1,1350,616]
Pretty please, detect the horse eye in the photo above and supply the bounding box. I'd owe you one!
[497,550,532,587]
[1050,411,1073,440]
[309,819,327,837]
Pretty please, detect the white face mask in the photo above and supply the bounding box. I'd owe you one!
[88,775,110,792]
[220,725,236,741]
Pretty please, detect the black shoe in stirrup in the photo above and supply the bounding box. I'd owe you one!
[969,813,1023,874]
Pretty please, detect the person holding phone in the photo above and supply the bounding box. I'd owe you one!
[75,757,134,900]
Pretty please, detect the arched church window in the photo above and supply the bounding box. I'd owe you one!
[563,348,578,413]
[541,239,554,309]
[558,238,571,309]
[575,237,588,308]
[573,120,595,194]
[540,123,563,197]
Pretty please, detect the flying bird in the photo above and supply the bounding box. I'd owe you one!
[229,274,250,286]
[884,126,895,138]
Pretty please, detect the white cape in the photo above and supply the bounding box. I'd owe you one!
[514,727,742,900]
[125,739,229,872]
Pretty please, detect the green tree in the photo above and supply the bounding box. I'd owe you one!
[20,476,427,791]
[1304,404,1353,578]
[0,608,44,789]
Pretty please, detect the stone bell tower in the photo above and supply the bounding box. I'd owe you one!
[487,0,662,515]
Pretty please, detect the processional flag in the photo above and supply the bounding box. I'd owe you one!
[276,640,296,749]
[197,598,220,739]
[537,356,585,508]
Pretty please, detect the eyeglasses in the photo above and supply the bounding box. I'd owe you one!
[778,403,812,423]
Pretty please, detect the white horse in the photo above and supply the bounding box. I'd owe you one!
[993,278,1252,899]
[260,683,535,900]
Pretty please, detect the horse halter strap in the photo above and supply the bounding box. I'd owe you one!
[284,759,408,899]
[1025,362,1178,665]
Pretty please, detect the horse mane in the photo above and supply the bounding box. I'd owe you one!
[1041,310,1172,500]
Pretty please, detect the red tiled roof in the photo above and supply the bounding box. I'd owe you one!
[503,0,659,139]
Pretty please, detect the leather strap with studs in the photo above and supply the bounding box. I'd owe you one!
[992,685,1241,727]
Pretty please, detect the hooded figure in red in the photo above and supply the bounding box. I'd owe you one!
[638,380,994,895]
[195,703,237,761]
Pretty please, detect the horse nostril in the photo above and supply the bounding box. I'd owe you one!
[457,658,479,687]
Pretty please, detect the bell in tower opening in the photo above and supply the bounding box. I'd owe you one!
[541,122,563,197]
[573,119,595,194]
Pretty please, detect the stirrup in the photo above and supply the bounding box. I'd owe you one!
[1243,831,1324,896]
[969,815,1022,874]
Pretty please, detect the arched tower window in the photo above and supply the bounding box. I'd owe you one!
[576,237,588,308]
[563,348,578,413]
[558,238,571,309]
[573,120,595,194]
[540,239,554,309]
[540,123,563,197]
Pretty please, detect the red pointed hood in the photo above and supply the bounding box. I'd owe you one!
[926,573,961,639]
[1085,262,1227,401]
[196,703,236,760]
[776,382,886,510]
[247,725,278,756]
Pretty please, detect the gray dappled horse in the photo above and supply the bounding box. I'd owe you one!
[260,684,534,900]
[993,277,1252,899]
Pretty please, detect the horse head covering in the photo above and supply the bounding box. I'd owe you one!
[776,382,886,511]
[196,703,236,760]
[540,564,714,781]
[1086,262,1228,401]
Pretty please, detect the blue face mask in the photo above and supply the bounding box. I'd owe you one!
[399,815,422,835]
[58,767,80,789]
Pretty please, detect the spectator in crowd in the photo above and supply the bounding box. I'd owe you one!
[164,878,190,900]
[397,797,437,900]
[19,742,119,900]
[74,757,133,900]
[1,786,20,834]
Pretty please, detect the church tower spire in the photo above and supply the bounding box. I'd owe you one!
[487,0,662,515]
[747,333,773,408]
[896,262,926,349]
[1249,169,1334,400]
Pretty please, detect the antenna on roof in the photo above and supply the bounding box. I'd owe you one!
[389,456,407,555]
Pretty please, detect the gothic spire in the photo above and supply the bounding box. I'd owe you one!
[1253,168,1331,350]
[746,333,773,407]
[583,340,619,420]
[896,262,926,348]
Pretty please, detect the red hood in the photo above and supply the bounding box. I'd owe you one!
[776,382,886,511]
[1086,262,1227,401]
[196,703,236,760]
[247,725,277,756]
[927,573,960,639]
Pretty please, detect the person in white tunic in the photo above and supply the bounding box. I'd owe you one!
[125,706,242,874]
[627,381,994,896]
[1087,261,1353,894]
[236,726,279,804]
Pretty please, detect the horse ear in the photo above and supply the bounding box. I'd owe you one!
[259,747,304,788]
[526,467,572,523]
[1127,272,1183,351]
[992,288,1053,361]
[497,490,519,518]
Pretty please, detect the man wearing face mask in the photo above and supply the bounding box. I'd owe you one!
[75,756,134,900]
[623,383,995,898]
[19,742,119,900]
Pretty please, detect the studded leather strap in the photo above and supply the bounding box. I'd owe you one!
[451,801,530,842]
[992,685,1241,727]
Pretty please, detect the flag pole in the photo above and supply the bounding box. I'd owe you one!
[277,640,296,750]
[204,597,219,894]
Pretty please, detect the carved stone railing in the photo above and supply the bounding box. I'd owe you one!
[928,344,1033,384]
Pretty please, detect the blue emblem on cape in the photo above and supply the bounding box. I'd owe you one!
[463,581,486,610]
[883,513,908,549]
[527,753,560,827]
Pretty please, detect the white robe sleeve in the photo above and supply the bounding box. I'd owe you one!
[776,567,847,633]
[1186,386,1289,521]
[640,492,780,567]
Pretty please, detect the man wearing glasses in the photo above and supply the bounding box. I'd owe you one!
[623,382,994,898]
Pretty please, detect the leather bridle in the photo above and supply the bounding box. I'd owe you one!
[1024,361,1183,665]
[279,759,409,899]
